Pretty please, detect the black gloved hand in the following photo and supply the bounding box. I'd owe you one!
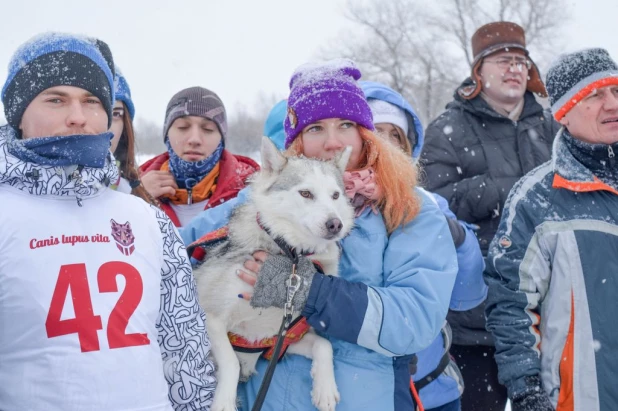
[511,376,554,411]
[446,217,466,248]
[250,254,316,310]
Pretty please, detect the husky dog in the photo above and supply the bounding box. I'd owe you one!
[194,137,355,411]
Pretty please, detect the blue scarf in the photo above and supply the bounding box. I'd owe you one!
[165,139,224,189]
[7,132,113,168]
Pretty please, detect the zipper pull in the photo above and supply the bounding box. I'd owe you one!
[609,146,616,168]
[184,177,197,205]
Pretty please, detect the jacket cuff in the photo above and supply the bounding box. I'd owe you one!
[301,272,325,317]
[507,374,543,400]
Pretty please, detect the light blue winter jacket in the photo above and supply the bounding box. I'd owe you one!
[362,81,487,409]
[180,187,458,410]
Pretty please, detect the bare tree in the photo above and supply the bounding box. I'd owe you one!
[226,92,282,159]
[134,118,166,156]
[321,0,463,123]
[321,0,569,124]
[436,0,569,66]
[226,106,263,158]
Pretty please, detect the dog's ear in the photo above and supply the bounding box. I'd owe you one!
[261,136,287,173]
[334,146,352,173]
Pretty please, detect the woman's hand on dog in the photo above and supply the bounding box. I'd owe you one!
[238,251,316,310]
[237,250,268,300]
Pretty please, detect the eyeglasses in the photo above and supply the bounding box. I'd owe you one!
[484,57,532,71]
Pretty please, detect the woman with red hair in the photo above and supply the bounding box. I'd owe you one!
[186,59,458,410]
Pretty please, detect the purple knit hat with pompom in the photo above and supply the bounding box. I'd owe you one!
[284,59,374,149]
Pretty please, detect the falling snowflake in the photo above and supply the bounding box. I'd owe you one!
[593,340,602,352]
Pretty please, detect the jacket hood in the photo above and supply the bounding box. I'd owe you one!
[360,81,425,159]
[263,100,287,151]
[0,125,119,203]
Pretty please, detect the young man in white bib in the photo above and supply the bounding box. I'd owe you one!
[0,33,216,411]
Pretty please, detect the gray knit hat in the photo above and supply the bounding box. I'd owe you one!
[163,86,227,142]
[546,48,618,121]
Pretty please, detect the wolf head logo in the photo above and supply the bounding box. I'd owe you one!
[111,219,136,256]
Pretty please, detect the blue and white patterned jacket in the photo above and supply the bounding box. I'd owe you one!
[0,125,216,411]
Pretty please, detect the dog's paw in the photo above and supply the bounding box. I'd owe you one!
[210,397,238,411]
[311,378,340,411]
[211,386,239,411]
[237,352,259,382]
[239,367,256,382]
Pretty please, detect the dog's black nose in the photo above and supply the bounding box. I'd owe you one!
[326,218,343,235]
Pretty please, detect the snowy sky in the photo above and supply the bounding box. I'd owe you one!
[0,0,616,125]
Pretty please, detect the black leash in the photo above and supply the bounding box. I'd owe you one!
[413,352,451,391]
[251,232,301,411]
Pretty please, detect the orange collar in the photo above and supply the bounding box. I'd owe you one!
[552,173,618,196]
[161,161,220,205]
[228,317,311,361]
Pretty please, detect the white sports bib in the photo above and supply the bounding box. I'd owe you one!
[0,187,173,411]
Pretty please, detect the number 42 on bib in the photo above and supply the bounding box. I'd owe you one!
[45,262,150,352]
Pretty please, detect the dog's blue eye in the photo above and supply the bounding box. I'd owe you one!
[299,190,314,200]
[332,192,340,200]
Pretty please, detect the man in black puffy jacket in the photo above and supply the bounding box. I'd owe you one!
[420,21,559,411]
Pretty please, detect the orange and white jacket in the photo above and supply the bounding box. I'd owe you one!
[485,128,618,411]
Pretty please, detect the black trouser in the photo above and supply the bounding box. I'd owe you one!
[449,344,508,411]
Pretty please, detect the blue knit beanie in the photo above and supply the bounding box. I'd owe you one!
[2,32,115,132]
[114,68,135,120]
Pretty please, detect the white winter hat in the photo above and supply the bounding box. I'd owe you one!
[367,99,408,136]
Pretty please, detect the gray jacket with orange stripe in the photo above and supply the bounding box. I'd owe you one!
[484,127,618,410]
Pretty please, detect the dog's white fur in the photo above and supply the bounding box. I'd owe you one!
[194,137,355,411]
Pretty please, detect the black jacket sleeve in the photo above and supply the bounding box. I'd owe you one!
[421,118,501,223]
